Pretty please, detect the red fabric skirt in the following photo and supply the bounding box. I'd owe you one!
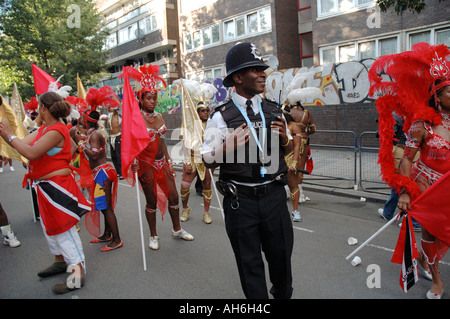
[33,173,91,236]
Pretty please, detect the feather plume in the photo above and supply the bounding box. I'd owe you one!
[86,86,119,110]
[24,97,39,111]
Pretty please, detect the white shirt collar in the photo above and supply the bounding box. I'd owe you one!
[234,93,259,114]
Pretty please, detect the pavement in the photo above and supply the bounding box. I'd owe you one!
[4,154,450,305]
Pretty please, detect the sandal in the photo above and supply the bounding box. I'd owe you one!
[101,241,123,252]
[90,235,112,243]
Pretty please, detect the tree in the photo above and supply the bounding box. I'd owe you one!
[376,0,446,14]
[0,0,109,99]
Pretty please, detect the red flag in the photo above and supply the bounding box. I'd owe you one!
[306,147,313,174]
[31,63,59,95]
[119,68,150,186]
[391,214,419,292]
[409,170,450,246]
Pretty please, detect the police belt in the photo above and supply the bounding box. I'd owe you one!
[217,175,287,197]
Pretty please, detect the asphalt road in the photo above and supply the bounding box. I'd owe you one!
[1,163,449,302]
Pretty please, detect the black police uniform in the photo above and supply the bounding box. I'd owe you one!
[217,98,294,299]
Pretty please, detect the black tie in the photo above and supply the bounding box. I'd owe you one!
[246,100,254,116]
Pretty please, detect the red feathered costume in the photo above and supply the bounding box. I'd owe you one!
[369,42,450,293]
[119,65,171,218]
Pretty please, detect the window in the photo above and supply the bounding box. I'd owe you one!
[104,33,118,49]
[318,0,375,17]
[118,23,137,44]
[184,33,192,51]
[300,32,314,67]
[319,36,399,64]
[410,31,430,46]
[224,20,235,40]
[379,37,397,56]
[139,15,158,35]
[359,41,375,59]
[339,44,355,62]
[407,26,450,49]
[436,29,450,47]
[222,6,272,42]
[184,23,221,51]
[212,24,220,43]
[322,48,336,64]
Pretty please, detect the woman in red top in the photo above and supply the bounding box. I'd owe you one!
[0,92,90,294]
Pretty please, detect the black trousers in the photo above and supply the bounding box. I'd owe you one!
[110,134,122,175]
[223,182,294,299]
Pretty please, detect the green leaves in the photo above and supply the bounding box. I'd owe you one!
[0,0,108,99]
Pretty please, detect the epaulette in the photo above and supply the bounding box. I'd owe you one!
[210,98,233,118]
[262,97,282,109]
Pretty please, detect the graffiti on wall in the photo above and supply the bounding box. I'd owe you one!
[265,58,377,105]
[155,58,379,113]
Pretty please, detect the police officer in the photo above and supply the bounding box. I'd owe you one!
[202,42,294,299]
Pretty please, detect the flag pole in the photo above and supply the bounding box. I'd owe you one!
[134,160,147,271]
[345,212,402,261]
[208,169,224,221]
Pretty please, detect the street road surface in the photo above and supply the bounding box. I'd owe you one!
[1,164,449,301]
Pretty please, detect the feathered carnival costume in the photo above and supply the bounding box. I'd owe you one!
[369,42,450,200]
[119,65,172,217]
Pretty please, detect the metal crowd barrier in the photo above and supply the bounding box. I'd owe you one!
[159,128,390,195]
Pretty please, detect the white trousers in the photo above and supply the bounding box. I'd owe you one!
[40,220,85,267]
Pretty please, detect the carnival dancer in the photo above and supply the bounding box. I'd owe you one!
[0,91,90,294]
[280,105,303,221]
[369,42,450,299]
[287,93,316,204]
[78,87,122,251]
[202,42,294,299]
[180,101,213,224]
[123,64,193,250]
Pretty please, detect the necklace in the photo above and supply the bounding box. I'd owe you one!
[441,113,450,130]
[141,109,156,124]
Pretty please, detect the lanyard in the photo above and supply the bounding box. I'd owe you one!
[232,96,267,177]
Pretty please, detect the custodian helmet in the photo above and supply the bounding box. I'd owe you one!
[223,42,269,87]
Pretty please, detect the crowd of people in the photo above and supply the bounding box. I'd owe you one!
[0,41,449,299]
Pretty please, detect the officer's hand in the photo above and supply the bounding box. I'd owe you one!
[271,116,288,144]
[225,123,249,152]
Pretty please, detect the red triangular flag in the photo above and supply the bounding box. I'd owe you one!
[120,67,151,186]
[306,147,313,174]
[31,63,59,95]
[409,170,450,246]
[391,214,419,292]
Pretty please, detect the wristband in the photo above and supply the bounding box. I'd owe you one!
[8,135,18,143]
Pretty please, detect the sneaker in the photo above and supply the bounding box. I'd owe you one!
[2,231,21,248]
[9,166,14,172]
[201,212,212,224]
[377,208,387,221]
[0,168,3,173]
[172,228,194,241]
[292,210,302,222]
[149,236,159,250]
[180,207,191,222]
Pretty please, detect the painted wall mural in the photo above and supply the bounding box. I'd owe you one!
[155,58,380,114]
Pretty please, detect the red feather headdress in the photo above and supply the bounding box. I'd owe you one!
[119,64,167,99]
[24,97,39,111]
[66,96,88,114]
[86,86,120,111]
[369,42,450,199]
[83,86,119,124]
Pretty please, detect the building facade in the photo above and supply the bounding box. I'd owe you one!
[177,0,300,80]
[96,0,181,95]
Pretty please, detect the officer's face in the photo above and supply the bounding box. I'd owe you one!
[234,66,267,98]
